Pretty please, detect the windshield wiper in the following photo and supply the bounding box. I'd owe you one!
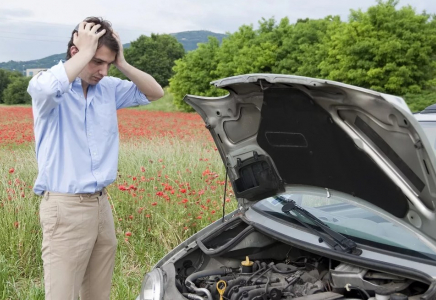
[277,196,362,256]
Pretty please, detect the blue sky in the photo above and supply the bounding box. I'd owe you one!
[0,0,434,62]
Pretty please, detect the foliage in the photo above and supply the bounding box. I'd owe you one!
[319,0,436,94]
[0,70,11,104]
[403,90,436,112]
[273,17,338,77]
[170,37,227,111]
[169,1,436,111]
[109,34,185,88]
[215,18,287,77]
[2,76,32,105]
[130,87,182,112]
[170,17,333,108]
[0,69,22,104]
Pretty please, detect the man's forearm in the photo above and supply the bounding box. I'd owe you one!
[63,50,94,83]
[116,62,164,101]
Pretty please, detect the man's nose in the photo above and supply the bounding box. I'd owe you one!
[99,65,108,76]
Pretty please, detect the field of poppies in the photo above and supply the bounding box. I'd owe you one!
[0,106,236,299]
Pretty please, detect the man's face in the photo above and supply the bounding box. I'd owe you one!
[79,45,116,85]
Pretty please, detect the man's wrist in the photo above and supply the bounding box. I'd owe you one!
[72,48,95,64]
[115,60,130,73]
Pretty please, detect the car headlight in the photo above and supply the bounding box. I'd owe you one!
[140,268,164,300]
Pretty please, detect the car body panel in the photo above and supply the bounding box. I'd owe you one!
[184,73,436,242]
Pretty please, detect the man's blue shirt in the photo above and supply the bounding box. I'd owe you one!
[28,61,150,195]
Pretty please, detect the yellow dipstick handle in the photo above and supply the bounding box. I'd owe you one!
[216,280,227,300]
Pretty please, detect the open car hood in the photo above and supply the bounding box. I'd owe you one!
[184,74,436,241]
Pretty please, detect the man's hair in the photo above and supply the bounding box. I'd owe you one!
[65,17,119,60]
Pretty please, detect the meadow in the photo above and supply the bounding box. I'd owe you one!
[0,102,236,299]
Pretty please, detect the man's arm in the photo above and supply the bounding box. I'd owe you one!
[28,63,70,118]
[112,32,164,101]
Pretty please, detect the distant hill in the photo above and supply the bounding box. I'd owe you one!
[0,30,227,71]
[171,30,227,51]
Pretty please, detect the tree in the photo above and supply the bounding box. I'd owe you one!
[0,69,22,103]
[215,18,291,77]
[109,34,185,87]
[319,0,436,95]
[273,16,340,78]
[169,18,294,111]
[2,76,31,105]
[0,69,10,104]
[169,37,226,112]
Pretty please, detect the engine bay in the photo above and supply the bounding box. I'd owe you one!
[165,218,432,300]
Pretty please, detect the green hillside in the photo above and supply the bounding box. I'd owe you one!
[171,30,226,51]
[0,30,226,71]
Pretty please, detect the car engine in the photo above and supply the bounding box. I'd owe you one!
[167,218,430,300]
[182,257,330,300]
[175,256,427,300]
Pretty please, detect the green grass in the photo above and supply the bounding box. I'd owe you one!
[0,104,31,107]
[0,138,235,299]
[129,87,183,112]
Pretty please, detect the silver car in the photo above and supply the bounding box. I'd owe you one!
[414,105,436,156]
[137,74,436,300]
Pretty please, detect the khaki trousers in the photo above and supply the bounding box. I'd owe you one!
[39,189,117,300]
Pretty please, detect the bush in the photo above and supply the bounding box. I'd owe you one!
[403,90,436,112]
[2,77,32,105]
[170,37,226,112]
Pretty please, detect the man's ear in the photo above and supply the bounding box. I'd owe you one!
[70,46,79,57]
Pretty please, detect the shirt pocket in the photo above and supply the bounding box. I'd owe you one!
[96,102,118,136]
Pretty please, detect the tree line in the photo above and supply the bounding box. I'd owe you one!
[169,0,436,111]
[0,0,435,111]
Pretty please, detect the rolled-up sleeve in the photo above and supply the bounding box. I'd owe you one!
[110,77,150,110]
[27,61,70,118]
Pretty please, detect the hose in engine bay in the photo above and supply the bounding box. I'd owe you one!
[185,268,233,300]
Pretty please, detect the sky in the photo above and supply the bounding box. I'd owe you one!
[0,0,434,63]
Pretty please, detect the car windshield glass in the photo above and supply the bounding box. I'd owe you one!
[252,188,436,263]
[419,121,436,154]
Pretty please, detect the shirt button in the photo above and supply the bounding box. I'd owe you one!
[93,152,97,155]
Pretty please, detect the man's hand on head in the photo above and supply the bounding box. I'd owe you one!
[107,29,163,100]
[112,31,127,69]
[73,22,107,56]
[63,22,107,83]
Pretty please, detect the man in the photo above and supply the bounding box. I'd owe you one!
[27,17,164,300]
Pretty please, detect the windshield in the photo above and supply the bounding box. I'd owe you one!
[253,188,436,263]
[419,121,436,154]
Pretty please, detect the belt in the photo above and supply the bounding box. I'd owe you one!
[43,188,107,198]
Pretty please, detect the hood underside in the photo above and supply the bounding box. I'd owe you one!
[184,74,436,241]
